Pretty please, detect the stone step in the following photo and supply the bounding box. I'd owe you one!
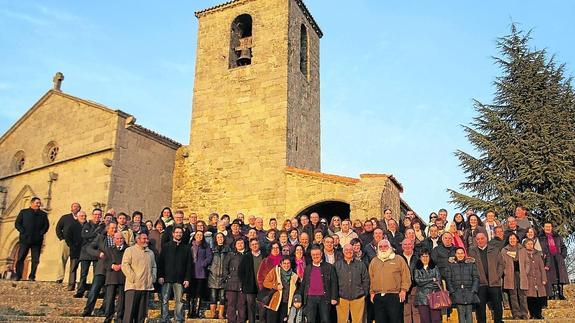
[0,315,105,322]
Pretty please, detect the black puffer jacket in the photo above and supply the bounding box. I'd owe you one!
[223,250,246,291]
[445,258,480,305]
[208,245,231,289]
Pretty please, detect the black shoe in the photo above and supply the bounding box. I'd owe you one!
[73,292,84,298]
[82,312,91,317]
[28,278,35,281]
[94,308,105,316]
[55,279,63,283]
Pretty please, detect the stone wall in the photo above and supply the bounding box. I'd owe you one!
[108,118,178,218]
[286,0,321,171]
[174,0,294,218]
[285,167,356,222]
[0,91,117,280]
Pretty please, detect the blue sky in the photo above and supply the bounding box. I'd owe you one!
[1,0,574,221]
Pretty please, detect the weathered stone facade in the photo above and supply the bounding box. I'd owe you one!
[172,0,408,223]
[0,90,179,280]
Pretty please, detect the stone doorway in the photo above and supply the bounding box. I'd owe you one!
[296,200,350,222]
[10,243,28,279]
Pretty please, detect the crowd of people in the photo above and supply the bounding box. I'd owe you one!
[7,198,571,323]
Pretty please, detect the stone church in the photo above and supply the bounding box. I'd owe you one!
[0,0,414,280]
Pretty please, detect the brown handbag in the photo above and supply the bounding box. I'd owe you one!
[426,281,452,310]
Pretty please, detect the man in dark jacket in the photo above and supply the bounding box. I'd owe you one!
[400,239,419,323]
[14,197,49,281]
[82,222,117,317]
[422,224,440,251]
[75,208,105,297]
[302,212,328,238]
[103,232,127,323]
[55,202,81,283]
[223,238,247,323]
[158,226,192,323]
[430,232,456,279]
[363,228,384,262]
[488,226,505,251]
[300,247,338,323]
[384,219,404,252]
[64,210,86,291]
[467,233,504,323]
[358,220,375,246]
[503,216,527,242]
[238,238,264,323]
[161,210,191,246]
[334,244,369,323]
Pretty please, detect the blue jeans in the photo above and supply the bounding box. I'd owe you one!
[161,282,184,323]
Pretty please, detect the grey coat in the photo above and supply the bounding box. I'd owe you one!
[468,245,504,287]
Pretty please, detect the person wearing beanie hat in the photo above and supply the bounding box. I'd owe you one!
[287,294,303,323]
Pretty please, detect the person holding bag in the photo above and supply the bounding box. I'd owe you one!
[413,248,443,323]
[445,247,479,323]
[262,256,300,323]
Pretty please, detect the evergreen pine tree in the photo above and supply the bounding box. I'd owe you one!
[449,24,575,236]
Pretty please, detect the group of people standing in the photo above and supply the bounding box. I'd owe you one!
[9,198,571,323]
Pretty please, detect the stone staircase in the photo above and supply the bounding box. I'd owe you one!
[444,284,575,322]
[0,280,225,322]
[0,280,573,322]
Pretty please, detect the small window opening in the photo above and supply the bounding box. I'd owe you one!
[45,142,59,163]
[230,14,253,68]
[300,24,308,76]
[13,151,25,172]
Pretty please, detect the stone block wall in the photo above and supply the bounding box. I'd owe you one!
[286,0,321,171]
[0,91,117,280]
[175,0,295,218]
[108,119,178,219]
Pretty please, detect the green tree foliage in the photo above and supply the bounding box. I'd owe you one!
[449,24,575,236]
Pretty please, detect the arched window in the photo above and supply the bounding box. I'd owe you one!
[12,151,25,172]
[300,24,308,76]
[229,14,253,68]
[43,141,59,163]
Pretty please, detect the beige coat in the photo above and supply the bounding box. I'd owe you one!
[122,244,157,291]
[368,253,411,294]
[262,266,299,311]
[501,245,529,290]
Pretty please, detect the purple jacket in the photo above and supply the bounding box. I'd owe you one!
[192,243,213,279]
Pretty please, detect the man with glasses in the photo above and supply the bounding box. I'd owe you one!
[369,239,411,323]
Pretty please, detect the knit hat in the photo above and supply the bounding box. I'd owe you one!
[293,294,302,303]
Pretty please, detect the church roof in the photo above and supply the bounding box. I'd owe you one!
[195,0,323,38]
[0,90,181,149]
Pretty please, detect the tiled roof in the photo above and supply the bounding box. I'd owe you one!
[195,0,323,38]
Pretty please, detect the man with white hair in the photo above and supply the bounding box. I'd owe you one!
[55,202,81,283]
[369,239,411,323]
